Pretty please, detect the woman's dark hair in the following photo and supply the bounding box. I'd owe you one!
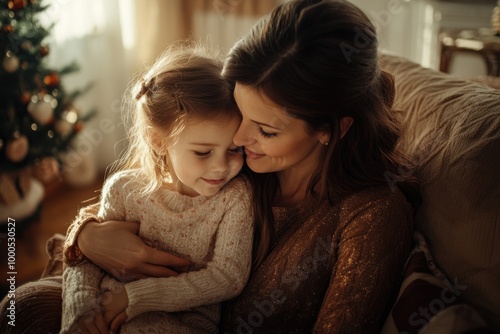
[223,0,420,265]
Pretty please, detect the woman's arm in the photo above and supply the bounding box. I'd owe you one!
[63,175,192,281]
[313,189,413,333]
[78,220,191,281]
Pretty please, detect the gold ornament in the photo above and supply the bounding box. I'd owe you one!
[27,94,57,124]
[5,134,29,163]
[2,52,19,73]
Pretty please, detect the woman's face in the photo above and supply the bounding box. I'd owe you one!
[233,83,328,174]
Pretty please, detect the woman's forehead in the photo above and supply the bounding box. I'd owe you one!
[234,83,290,126]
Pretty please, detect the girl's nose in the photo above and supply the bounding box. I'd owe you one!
[211,156,229,173]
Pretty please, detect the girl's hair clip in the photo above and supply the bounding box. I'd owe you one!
[135,80,150,100]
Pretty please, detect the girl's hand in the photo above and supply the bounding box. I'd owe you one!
[78,220,192,281]
[71,308,108,334]
[100,288,129,333]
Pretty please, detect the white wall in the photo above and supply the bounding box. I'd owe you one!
[352,0,496,76]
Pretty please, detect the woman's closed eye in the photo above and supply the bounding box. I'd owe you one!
[258,127,278,138]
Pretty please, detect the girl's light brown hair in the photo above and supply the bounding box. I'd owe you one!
[223,0,420,261]
[110,43,238,195]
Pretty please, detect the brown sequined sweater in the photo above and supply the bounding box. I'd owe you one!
[64,186,413,333]
[221,186,413,333]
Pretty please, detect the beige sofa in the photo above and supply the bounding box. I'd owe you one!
[380,54,500,331]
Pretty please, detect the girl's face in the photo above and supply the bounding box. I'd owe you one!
[166,115,244,197]
[233,83,328,175]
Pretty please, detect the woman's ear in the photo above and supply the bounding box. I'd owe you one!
[339,117,353,139]
[318,131,330,146]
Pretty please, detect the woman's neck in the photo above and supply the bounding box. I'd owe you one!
[275,167,314,207]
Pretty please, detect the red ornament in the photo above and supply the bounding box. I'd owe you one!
[20,92,31,104]
[7,0,27,10]
[74,121,84,133]
[43,73,59,87]
[1,24,14,33]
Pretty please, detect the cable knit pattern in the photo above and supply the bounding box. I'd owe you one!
[61,170,254,333]
[61,261,104,333]
[63,203,100,266]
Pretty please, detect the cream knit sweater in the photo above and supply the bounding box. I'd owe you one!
[61,170,253,333]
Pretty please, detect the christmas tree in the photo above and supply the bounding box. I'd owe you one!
[0,0,92,220]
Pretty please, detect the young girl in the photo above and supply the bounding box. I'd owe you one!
[60,45,254,334]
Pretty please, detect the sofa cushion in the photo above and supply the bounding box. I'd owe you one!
[381,232,491,333]
[380,54,500,330]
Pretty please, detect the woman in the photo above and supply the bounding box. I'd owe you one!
[1,0,418,333]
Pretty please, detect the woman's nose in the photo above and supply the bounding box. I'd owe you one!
[233,121,251,146]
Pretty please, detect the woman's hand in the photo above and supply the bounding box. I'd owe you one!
[78,220,192,281]
[100,288,129,333]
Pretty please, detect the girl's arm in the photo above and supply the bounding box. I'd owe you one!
[61,173,129,333]
[123,180,254,320]
[313,189,413,333]
[63,202,100,266]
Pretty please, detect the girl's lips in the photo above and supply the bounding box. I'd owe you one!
[245,148,265,160]
[202,178,225,185]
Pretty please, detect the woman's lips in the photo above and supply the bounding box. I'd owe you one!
[245,148,265,160]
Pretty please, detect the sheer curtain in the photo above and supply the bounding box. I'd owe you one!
[132,0,279,67]
[45,0,279,181]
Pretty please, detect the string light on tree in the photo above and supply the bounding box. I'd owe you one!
[7,0,28,10]
[55,108,78,137]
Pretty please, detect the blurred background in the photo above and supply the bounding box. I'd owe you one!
[1,0,498,296]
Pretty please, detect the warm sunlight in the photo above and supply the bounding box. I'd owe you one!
[43,0,106,43]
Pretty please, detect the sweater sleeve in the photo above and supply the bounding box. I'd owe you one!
[60,260,105,333]
[61,172,129,332]
[313,190,413,333]
[63,172,129,265]
[63,203,100,266]
[124,181,254,319]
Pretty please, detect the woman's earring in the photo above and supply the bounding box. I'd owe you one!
[322,141,329,146]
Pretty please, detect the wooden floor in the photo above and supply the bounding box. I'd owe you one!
[0,175,103,299]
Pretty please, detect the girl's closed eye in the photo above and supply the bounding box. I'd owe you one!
[228,147,243,154]
[258,127,278,138]
[194,150,211,157]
